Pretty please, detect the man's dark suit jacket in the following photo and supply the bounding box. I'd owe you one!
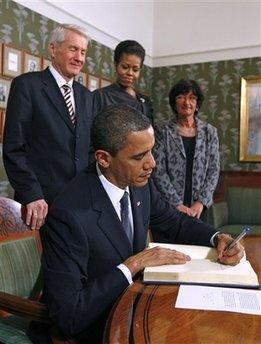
[3,68,94,206]
[41,164,217,342]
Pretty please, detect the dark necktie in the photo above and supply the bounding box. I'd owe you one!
[62,84,76,125]
[120,191,133,246]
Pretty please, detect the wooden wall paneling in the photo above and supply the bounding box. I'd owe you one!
[214,171,261,202]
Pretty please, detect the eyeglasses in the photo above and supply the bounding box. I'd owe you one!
[176,95,197,102]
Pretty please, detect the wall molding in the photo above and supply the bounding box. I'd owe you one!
[152,45,261,67]
[14,0,260,68]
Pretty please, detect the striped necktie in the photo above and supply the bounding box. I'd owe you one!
[62,84,76,125]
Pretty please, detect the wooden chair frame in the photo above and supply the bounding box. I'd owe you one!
[0,197,50,340]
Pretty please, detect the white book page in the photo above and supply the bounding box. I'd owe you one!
[144,260,258,285]
[145,259,253,275]
[148,242,217,259]
[148,242,247,261]
[175,285,261,315]
[144,246,256,285]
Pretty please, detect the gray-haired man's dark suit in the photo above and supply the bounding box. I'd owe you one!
[3,67,94,206]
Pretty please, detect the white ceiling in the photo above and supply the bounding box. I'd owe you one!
[15,0,261,67]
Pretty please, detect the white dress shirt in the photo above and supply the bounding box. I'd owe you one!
[97,164,133,285]
[48,65,76,113]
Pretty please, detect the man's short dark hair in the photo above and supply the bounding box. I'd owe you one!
[114,40,145,67]
[91,105,151,156]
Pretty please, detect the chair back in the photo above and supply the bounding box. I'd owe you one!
[227,187,261,225]
[0,197,42,299]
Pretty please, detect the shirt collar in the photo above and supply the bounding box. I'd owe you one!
[96,164,129,204]
[49,65,74,89]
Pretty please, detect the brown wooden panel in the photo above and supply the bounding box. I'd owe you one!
[214,171,261,202]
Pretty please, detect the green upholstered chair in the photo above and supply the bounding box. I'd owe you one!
[208,187,261,235]
[0,197,49,344]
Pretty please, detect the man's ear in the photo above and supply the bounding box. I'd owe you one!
[48,42,55,58]
[95,150,111,168]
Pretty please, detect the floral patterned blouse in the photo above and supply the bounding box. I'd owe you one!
[152,117,220,209]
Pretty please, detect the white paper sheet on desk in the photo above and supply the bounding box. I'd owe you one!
[175,285,261,315]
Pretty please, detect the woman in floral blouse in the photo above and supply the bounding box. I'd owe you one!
[153,79,220,223]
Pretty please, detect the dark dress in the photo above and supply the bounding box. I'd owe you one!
[182,135,207,222]
[181,136,196,207]
[93,83,154,125]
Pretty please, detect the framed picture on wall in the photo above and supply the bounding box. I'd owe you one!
[0,110,6,143]
[42,58,51,70]
[87,74,100,92]
[0,78,11,109]
[239,76,261,162]
[3,45,22,77]
[24,52,41,73]
[100,78,111,88]
[75,72,87,86]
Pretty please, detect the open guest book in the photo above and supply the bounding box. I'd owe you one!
[143,243,259,289]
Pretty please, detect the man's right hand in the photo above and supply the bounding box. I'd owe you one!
[25,199,48,230]
[123,246,191,277]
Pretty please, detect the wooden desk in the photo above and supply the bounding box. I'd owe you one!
[104,236,261,344]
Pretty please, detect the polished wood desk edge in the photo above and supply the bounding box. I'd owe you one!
[103,280,145,344]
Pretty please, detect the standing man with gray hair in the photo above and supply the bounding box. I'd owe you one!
[3,24,94,230]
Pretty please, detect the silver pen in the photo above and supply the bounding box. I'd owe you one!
[225,226,252,251]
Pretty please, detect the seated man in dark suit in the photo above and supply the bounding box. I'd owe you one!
[41,104,244,343]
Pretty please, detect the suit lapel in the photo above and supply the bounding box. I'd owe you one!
[170,125,186,157]
[73,82,83,122]
[41,68,75,133]
[194,118,204,158]
[130,187,147,254]
[89,172,133,259]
